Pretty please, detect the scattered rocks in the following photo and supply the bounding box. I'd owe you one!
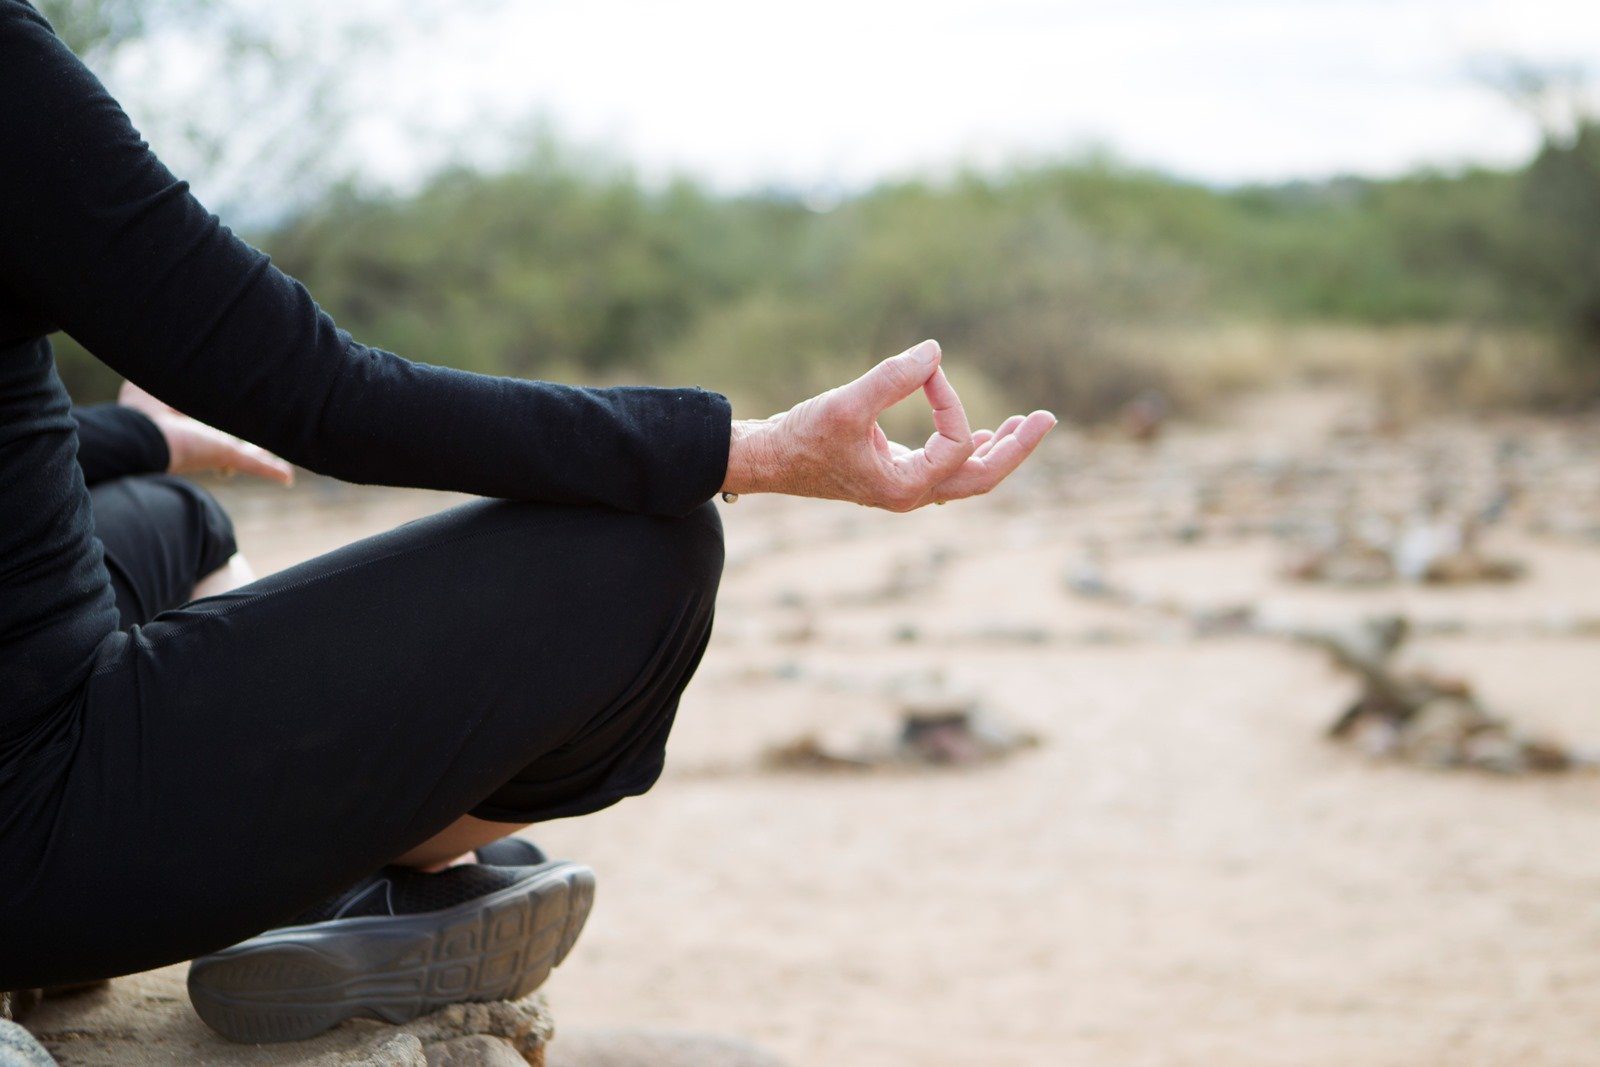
[1286,514,1524,586]
[1309,616,1596,774]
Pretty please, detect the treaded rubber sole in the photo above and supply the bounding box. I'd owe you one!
[186,861,595,1044]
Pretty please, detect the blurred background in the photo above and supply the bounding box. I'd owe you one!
[46,0,1600,424]
[31,2,1600,1066]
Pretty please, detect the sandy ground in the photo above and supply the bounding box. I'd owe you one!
[28,388,1600,1066]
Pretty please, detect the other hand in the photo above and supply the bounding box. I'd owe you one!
[721,340,1055,510]
[118,381,294,485]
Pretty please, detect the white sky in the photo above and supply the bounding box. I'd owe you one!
[338,0,1600,191]
[131,0,1600,197]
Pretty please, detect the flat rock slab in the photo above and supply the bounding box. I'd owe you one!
[548,1028,791,1067]
[18,965,552,1066]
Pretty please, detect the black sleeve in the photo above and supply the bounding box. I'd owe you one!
[0,2,730,516]
[71,404,170,486]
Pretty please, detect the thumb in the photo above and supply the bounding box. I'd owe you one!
[842,340,941,417]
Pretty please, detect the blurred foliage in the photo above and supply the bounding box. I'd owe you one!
[1510,122,1600,350]
[244,126,1597,421]
[40,2,1597,418]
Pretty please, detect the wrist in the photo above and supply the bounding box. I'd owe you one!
[721,416,783,496]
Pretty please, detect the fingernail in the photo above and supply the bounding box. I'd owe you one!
[914,340,939,365]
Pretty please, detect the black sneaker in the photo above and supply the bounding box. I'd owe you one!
[187,860,594,1044]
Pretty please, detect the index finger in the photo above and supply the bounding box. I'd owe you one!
[922,366,971,449]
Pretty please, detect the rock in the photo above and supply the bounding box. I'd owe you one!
[896,709,1041,766]
[20,964,554,1067]
[1063,555,1113,599]
[1311,615,1592,776]
[401,1001,553,1065]
[424,1034,530,1066]
[548,1028,791,1067]
[1191,603,1257,637]
[1118,390,1168,443]
[761,701,1041,773]
[761,733,877,772]
[0,1021,56,1067]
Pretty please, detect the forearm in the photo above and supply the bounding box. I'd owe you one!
[70,404,169,486]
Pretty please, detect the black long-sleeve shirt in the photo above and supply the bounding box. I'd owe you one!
[0,0,732,725]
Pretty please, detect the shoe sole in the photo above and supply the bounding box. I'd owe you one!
[186,861,594,1044]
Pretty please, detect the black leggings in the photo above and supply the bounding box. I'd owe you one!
[0,476,722,989]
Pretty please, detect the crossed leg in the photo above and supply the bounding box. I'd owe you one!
[1,483,722,989]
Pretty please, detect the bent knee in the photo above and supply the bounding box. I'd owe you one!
[672,500,725,591]
[485,497,724,605]
[90,472,238,583]
[604,501,725,603]
[151,474,239,579]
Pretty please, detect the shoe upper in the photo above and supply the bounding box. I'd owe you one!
[474,837,548,867]
[290,862,555,926]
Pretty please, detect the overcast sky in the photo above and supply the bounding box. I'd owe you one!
[124,0,1600,199]
[333,0,1600,191]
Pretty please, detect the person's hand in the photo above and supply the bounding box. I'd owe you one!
[721,340,1056,510]
[118,381,295,485]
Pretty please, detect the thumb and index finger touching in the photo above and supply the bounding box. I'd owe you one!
[844,339,975,487]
